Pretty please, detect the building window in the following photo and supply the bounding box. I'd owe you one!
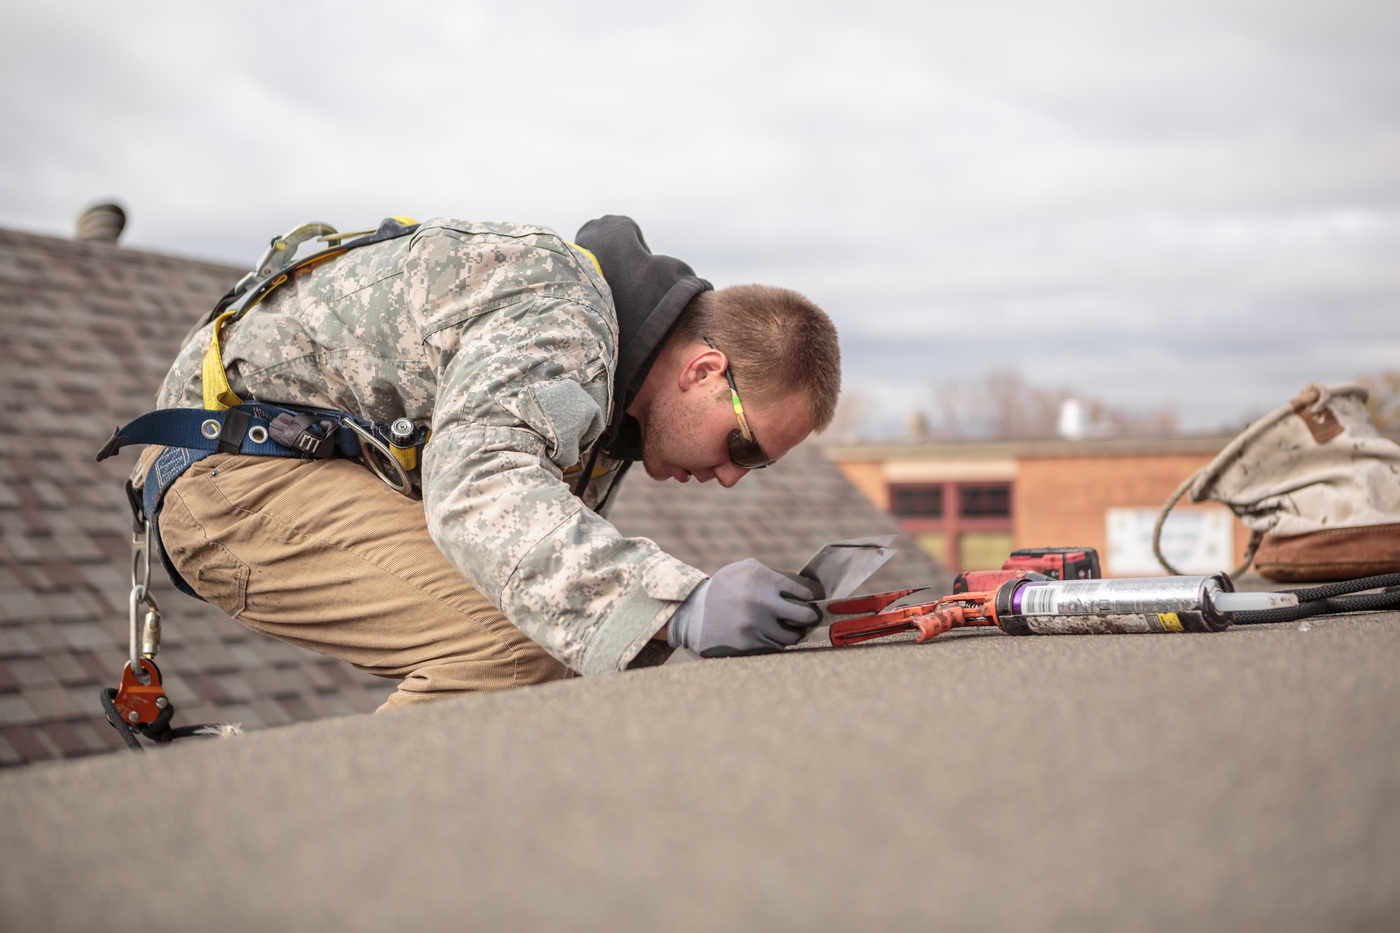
[886,480,1014,574]
[959,484,1011,517]
[959,532,1016,571]
[892,485,943,518]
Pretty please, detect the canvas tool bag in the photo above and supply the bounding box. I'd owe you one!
[1154,382,1400,581]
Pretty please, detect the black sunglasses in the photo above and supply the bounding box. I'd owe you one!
[705,337,772,469]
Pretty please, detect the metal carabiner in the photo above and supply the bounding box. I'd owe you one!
[131,520,152,594]
[253,223,339,281]
[128,584,151,683]
[126,520,157,684]
[342,418,413,496]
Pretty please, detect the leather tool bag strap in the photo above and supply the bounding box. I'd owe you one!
[1155,382,1400,581]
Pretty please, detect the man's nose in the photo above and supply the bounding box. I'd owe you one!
[715,463,750,488]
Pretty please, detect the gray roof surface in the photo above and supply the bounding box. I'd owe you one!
[0,225,941,767]
[2,612,1395,931]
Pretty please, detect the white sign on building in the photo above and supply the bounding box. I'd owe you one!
[1106,507,1234,576]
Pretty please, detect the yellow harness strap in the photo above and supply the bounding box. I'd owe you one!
[201,306,251,411]
[204,218,570,415]
[199,267,295,410]
[200,218,420,412]
[569,243,603,278]
[563,461,614,481]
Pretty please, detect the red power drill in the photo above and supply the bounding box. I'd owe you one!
[994,546,1101,583]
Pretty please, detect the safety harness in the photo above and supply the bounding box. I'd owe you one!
[95,217,445,748]
[101,217,431,473]
[94,215,619,750]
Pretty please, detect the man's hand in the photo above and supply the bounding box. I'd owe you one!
[668,559,824,658]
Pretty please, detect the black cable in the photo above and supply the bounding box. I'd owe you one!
[1231,574,1400,625]
[167,723,229,739]
[1280,573,1400,602]
[136,701,179,744]
[100,688,145,752]
[100,688,236,751]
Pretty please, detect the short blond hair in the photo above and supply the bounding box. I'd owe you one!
[672,285,841,431]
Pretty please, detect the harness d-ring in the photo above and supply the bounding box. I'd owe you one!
[342,418,412,496]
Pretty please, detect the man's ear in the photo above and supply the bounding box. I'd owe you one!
[677,344,727,392]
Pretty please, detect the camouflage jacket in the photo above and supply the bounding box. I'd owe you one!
[151,219,709,674]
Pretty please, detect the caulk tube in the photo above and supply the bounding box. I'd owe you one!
[994,574,1234,635]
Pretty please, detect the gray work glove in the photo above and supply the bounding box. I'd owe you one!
[668,559,825,658]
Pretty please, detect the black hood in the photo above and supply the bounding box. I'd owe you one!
[574,215,712,450]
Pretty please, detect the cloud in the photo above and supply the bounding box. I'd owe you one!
[2,0,1396,433]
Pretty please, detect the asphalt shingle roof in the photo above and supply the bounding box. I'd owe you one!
[0,225,942,768]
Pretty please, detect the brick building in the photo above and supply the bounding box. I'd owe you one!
[824,435,1255,577]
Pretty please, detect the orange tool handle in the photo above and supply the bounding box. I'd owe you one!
[829,591,1000,647]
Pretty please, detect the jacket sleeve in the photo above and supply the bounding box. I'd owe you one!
[410,225,707,674]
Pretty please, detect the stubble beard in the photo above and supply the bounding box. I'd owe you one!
[638,389,686,482]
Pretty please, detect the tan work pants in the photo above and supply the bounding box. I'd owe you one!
[157,452,572,711]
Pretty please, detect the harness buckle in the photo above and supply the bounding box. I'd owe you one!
[269,412,336,459]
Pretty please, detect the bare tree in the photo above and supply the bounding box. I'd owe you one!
[925,368,1179,440]
[926,368,1062,439]
[822,387,879,444]
[1079,397,1180,436]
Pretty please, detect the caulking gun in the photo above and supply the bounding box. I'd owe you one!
[815,571,1298,646]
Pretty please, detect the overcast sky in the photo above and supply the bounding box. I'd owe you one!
[3,0,1397,436]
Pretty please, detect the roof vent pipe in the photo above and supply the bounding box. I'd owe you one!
[76,202,127,243]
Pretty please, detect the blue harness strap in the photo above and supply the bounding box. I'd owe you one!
[142,446,212,599]
[97,402,367,462]
[99,217,429,603]
[99,401,423,599]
